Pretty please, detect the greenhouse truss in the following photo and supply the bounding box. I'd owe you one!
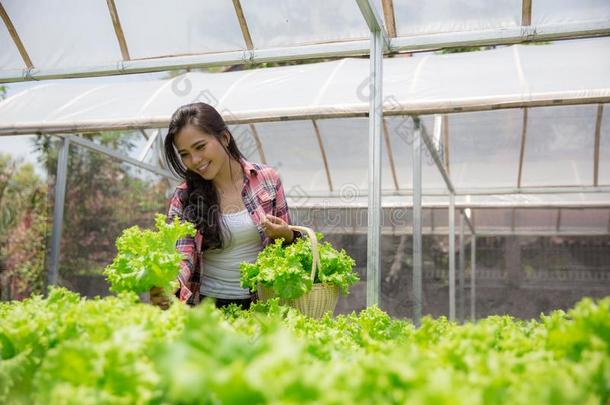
[1,0,610,323]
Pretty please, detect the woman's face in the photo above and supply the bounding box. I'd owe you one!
[174,124,230,181]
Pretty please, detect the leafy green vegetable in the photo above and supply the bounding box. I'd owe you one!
[240,233,359,299]
[103,213,195,296]
[1,286,608,405]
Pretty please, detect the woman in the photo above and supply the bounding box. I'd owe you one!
[151,102,298,310]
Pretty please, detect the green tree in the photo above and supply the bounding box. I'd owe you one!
[0,155,47,299]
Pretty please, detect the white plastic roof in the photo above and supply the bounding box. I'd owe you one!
[1,0,610,71]
[1,38,609,134]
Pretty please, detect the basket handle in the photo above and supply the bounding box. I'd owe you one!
[288,225,320,283]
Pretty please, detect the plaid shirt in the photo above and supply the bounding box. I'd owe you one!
[167,159,292,304]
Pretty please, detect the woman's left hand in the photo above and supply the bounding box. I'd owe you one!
[262,214,294,243]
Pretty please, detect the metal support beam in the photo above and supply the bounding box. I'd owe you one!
[419,117,455,193]
[471,235,476,321]
[312,120,334,192]
[382,119,399,190]
[288,185,610,202]
[0,2,33,68]
[412,118,423,325]
[455,185,610,196]
[517,108,528,187]
[366,29,384,307]
[61,134,176,180]
[138,129,161,162]
[232,0,254,50]
[47,137,70,287]
[463,209,475,235]
[248,124,267,164]
[390,21,610,53]
[449,193,456,321]
[593,104,604,186]
[459,210,465,323]
[106,0,131,60]
[442,115,450,174]
[2,20,609,83]
[0,40,371,83]
[355,0,389,42]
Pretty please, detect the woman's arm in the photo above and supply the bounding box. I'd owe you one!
[261,176,300,244]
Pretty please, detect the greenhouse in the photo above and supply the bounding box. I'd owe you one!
[0,1,609,404]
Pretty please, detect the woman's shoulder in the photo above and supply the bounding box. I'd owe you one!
[242,160,281,183]
[169,181,189,204]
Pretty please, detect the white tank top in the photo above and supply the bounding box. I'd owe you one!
[199,209,263,299]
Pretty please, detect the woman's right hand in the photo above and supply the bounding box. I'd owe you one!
[150,286,170,310]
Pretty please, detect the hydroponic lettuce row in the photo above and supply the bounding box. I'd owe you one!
[239,232,359,299]
[1,288,608,404]
[103,214,195,296]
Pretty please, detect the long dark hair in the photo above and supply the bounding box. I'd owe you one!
[164,102,245,251]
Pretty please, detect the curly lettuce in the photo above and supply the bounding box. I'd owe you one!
[103,214,196,296]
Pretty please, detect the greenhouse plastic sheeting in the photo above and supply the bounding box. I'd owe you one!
[2,0,123,70]
[393,0,522,36]
[1,0,609,73]
[1,37,609,134]
[533,0,610,26]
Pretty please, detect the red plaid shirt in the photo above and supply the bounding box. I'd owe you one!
[167,159,292,304]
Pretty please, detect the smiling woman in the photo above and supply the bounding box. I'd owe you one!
[151,102,299,309]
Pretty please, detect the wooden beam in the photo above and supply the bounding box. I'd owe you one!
[311,120,334,192]
[521,0,532,26]
[248,124,267,164]
[517,108,528,187]
[232,0,254,50]
[593,104,603,186]
[381,0,397,38]
[382,119,399,190]
[0,2,33,68]
[106,0,130,60]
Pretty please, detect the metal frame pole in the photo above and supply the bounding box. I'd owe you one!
[412,118,423,325]
[459,210,465,322]
[138,129,161,162]
[366,29,384,307]
[61,134,176,180]
[47,137,70,287]
[449,193,456,321]
[471,234,477,321]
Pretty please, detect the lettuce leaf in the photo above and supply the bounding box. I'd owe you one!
[240,233,358,299]
[103,214,195,296]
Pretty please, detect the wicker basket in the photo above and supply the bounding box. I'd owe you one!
[256,225,339,319]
